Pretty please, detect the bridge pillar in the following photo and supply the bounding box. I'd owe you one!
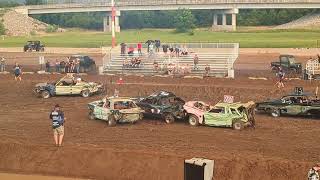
[212,9,238,31]
[103,11,121,33]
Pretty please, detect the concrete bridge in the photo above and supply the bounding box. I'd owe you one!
[14,0,320,32]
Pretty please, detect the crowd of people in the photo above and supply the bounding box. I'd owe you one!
[44,57,81,74]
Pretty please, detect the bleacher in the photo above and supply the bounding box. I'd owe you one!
[102,43,239,77]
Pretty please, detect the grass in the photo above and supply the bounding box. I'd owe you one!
[1,28,320,48]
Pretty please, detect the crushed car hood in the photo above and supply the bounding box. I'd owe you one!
[35,82,48,87]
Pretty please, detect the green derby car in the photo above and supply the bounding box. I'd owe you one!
[88,97,144,126]
[184,101,256,130]
[34,75,104,98]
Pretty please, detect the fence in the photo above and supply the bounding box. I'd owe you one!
[306,59,320,79]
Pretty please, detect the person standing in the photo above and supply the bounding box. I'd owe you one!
[55,59,60,73]
[193,54,199,70]
[205,64,210,77]
[75,58,80,74]
[120,43,127,56]
[13,62,22,81]
[0,57,5,72]
[276,67,285,89]
[45,60,50,73]
[137,42,142,56]
[49,104,65,147]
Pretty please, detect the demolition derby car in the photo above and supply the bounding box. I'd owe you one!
[34,74,104,98]
[136,91,186,123]
[308,163,320,180]
[183,101,255,130]
[256,87,320,118]
[88,97,144,126]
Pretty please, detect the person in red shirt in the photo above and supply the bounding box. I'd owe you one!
[137,42,142,56]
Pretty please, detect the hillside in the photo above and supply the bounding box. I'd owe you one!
[274,12,320,29]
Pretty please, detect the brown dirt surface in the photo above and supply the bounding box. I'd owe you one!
[0,52,320,180]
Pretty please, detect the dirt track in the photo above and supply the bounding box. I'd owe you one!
[0,51,320,179]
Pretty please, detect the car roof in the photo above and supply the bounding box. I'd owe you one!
[148,91,176,98]
[215,101,255,108]
[107,97,133,101]
[284,92,312,97]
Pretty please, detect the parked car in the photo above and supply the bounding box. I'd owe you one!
[271,55,302,74]
[136,91,186,123]
[70,55,96,73]
[184,101,255,130]
[34,74,104,98]
[256,88,320,118]
[88,97,144,126]
[24,41,45,52]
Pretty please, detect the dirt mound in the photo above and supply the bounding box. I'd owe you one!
[1,10,63,36]
[275,12,320,29]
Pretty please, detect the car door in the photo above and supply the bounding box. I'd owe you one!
[71,83,83,95]
[204,107,228,126]
[55,81,72,95]
[94,101,110,120]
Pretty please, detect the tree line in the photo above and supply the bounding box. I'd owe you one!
[0,0,317,34]
[31,9,315,31]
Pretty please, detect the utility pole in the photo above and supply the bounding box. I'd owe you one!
[111,0,116,48]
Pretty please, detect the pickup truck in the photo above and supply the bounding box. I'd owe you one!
[271,55,302,74]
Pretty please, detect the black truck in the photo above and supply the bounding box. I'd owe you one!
[24,41,45,52]
[271,55,302,74]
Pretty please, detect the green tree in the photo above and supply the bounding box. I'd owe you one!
[25,0,43,5]
[0,21,6,35]
[174,9,195,33]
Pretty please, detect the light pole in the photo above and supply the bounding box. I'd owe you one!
[111,0,116,48]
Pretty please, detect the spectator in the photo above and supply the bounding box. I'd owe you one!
[60,61,66,73]
[145,40,153,53]
[49,104,65,147]
[0,57,5,72]
[75,58,80,74]
[181,46,188,55]
[128,46,134,56]
[153,62,159,72]
[205,64,210,77]
[69,59,75,73]
[317,54,320,63]
[155,40,161,52]
[193,54,199,70]
[55,59,60,73]
[13,62,22,81]
[120,43,127,55]
[276,67,285,89]
[175,46,180,57]
[45,60,51,72]
[162,44,169,54]
[137,42,142,56]
[149,43,154,56]
[123,59,129,69]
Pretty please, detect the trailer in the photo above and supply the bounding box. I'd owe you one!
[305,59,320,80]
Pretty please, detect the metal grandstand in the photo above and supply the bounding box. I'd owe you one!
[102,43,239,78]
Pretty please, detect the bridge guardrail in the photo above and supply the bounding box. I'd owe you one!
[39,0,320,6]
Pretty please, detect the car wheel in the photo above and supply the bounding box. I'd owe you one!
[88,111,95,120]
[41,90,50,99]
[81,90,90,98]
[232,120,244,130]
[139,113,144,121]
[271,109,280,117]
[308,169,319,180]
[164,113,175,124]
[107,115,116,127]
[188,114,199,126]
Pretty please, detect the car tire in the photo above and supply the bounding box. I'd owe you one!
[164,113,175,124]
[139,113,144,121]
[308,169,319,180]
[271,109,281,117]
[41,90,50,99]
[107,115,116,127]
[188,114,199,126]
[81,90,90,98]
[232,120,244,130]
[88,111,95,120]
